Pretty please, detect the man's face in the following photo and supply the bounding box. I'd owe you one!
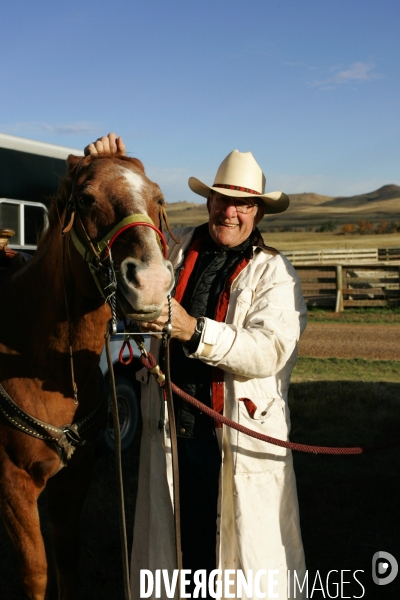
[207,193,264,248]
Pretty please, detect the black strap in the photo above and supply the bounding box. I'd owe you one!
[0,379,106,465]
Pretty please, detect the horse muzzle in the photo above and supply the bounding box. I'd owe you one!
[117,256,174,320]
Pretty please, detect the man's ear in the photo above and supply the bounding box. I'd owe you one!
[206,195,212,214]
[254,203,266,227]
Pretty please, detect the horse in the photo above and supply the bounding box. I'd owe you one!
[0,153,174,599]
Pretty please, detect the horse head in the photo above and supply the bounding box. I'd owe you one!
[62,153,174,321]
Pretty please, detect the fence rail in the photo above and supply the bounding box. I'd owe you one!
[294,264,400,311]
[284,247,400,265]
[378,247,400,261]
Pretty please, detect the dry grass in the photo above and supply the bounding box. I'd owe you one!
[165,201,400,251]
[165,201,208,229]
[261,231,400,251]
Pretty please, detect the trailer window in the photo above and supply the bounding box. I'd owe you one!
[25,205,47,245]
[0,203,20,244]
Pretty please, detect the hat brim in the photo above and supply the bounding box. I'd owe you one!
[188,177,289,214]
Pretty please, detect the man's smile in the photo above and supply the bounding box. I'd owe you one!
[218,221,238,228]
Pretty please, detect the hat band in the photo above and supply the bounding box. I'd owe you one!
[213,183,261,195]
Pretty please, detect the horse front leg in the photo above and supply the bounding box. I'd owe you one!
[0,456,49,600]
[46,445,96,600]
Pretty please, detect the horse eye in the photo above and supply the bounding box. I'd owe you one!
[157,198,165,206]
[78,193,95,208]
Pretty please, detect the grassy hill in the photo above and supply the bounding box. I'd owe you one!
[266,184,400,230]
[321,184,400,208]
[165,185,400,232]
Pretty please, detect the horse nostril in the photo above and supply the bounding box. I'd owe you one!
[125,259,140,287]
[121,256,174,296]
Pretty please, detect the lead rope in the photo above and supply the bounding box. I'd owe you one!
[162,295,183,597]
[112,295,182,598]
[104,256,131,600]
[141,352,400,456]
[105,328,131,600]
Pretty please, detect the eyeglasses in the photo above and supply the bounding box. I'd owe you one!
[211,196,258,214]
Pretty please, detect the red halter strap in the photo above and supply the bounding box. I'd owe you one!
[102,221,168,260]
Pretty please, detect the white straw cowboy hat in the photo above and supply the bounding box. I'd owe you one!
[188,149,289,214]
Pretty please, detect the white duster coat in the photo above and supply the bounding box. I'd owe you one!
[131,227,307,600]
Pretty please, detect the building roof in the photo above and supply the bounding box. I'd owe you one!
[0,133,84,203]
[0,132,83,160]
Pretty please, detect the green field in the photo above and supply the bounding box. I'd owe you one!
[292,357,400,383]
[306,307,400,324]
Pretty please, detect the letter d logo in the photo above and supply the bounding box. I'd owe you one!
[372,551,398,586]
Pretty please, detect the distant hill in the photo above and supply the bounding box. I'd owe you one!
[279,184,400,229]
[165,185,400,230]
[320,185,400,208]
[285,192,334,207]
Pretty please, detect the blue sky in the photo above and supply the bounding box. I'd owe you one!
[1,0,399,202]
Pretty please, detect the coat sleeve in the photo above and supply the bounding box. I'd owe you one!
[187,254,307,379]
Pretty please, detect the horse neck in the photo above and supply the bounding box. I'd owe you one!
[8,223,110,358]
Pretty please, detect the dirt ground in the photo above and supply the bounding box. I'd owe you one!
[299,322,400,359]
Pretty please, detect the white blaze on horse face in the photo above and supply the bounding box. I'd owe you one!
[117,165,174,318]
[121,168,146,213]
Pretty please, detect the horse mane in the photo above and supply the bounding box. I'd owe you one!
[37,154,146,248]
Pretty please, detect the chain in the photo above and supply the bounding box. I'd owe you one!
[105,249,118,335]
[162,294,173,340]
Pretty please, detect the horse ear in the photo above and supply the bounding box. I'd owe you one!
[67,154,84,176]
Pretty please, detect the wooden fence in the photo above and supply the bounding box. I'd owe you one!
[295,264,400,311]
[284,247,400,265]
[378,247,400,261]
[284,248,378,265]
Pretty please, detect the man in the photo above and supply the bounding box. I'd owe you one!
[86,135,307,599]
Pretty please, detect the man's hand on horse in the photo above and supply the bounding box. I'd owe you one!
[84,133,126,156]
[140,298,197,342]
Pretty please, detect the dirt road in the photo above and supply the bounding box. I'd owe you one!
[299,322,400,360]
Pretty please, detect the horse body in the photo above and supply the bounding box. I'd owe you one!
[0,154,173,599]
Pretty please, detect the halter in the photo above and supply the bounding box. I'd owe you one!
[63,157,166,269]
[61,158,170,403]
[68,212,167,266]
[63,187,167,285]
[99,215,168,259]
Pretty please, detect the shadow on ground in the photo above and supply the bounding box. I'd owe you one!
[1,381,399,598]
[289,380,400,599]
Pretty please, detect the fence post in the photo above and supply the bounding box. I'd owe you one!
[335,265,343,312]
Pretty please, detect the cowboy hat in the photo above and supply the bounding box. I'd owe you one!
[188,149,289,214]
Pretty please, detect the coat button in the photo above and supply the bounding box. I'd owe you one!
[180,428,186,434]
